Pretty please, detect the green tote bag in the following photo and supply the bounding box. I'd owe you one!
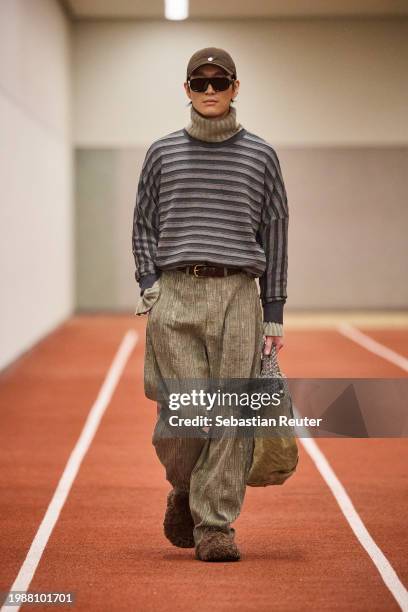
[247,345,299,487]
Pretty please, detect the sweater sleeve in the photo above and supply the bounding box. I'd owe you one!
[257,151,289,325]
[131,145,162,288]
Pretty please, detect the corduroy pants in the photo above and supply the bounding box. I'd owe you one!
[144,269,264,545]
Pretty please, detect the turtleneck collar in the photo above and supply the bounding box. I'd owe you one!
[185,104,243,143]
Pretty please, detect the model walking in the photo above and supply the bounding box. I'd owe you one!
[132,47,289,562]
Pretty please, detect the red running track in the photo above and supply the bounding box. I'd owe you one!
[0,315,407,611]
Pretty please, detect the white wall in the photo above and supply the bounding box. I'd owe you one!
[72,17,408,312]
[73,18,408,146]
[0,0,73,372]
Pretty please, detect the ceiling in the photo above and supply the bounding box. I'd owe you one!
[63,0,408,20]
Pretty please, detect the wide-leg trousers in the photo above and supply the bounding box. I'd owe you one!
[144,269,264,545]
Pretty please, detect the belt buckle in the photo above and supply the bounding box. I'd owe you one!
[193,264,207,277]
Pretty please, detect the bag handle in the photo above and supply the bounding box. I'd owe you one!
[261,343,283,377]
[261,345,292,415]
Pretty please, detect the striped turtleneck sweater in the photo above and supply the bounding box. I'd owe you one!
[131,103,289,331]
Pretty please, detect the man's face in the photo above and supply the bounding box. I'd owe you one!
[184,64,239,119]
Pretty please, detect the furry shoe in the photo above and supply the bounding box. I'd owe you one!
[163,489,195,548]
[195,527,241,562]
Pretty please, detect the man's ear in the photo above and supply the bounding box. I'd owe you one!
[184,82,192,100]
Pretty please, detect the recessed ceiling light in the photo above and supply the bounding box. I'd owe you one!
[164,0,189,21]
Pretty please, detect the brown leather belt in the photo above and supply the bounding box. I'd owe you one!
[172,263,242,278]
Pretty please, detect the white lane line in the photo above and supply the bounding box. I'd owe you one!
[297,428,408,611]
[337,322,408,372]
[1,330,139,612]
[333,322,408,609]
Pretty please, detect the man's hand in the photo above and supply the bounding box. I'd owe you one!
[263,335,284,355]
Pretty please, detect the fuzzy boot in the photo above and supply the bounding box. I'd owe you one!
[163,489,195,548]
[195,527,241,562]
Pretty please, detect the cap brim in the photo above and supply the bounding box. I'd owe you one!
[188,62,233,78]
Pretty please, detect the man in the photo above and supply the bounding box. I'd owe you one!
[132,47,289,562]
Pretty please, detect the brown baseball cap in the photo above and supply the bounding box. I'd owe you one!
[186,47,237,80]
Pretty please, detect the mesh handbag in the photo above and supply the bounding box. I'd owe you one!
[247,345,299,487]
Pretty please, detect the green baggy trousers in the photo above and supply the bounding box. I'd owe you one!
[144,269,264,545]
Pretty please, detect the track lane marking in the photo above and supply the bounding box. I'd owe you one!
[337,323,408,372]
[299,323,408,608]
[298,435,408,610]
[1,330,139,612]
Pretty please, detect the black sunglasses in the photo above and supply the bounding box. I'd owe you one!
[188,76,235,93]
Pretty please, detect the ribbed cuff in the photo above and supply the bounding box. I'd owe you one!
[263,322,283,337]
[134,279,161,316]
[139,272,161,295]
[262,300,285,324]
